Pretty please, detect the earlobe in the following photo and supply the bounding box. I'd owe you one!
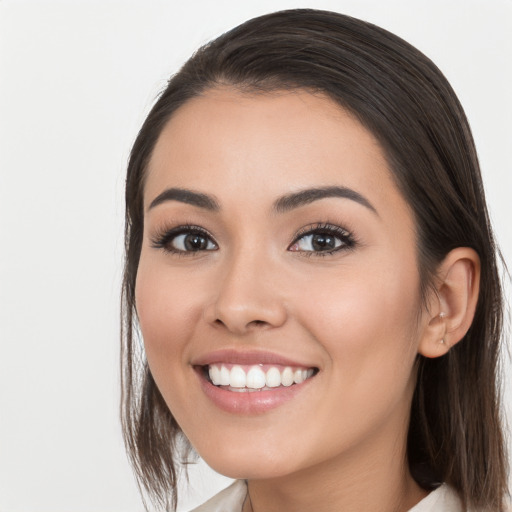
[418,247,480,359]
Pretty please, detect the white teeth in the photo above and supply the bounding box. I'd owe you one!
[230,365,246,388]
[207,364,316,389]
[281,367,294,387]
[209,365,220,384]
[220,365,230,385]
[265,367,281,388]
[246,366,266,389]
[294,369,304,384]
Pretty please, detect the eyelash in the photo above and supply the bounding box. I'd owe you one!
[150,225,218,256]
[289,223,356,257]
[150,222,356,257]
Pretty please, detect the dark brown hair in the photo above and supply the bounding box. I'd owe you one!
[122,9,508,511]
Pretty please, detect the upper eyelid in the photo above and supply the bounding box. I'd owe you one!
[150,222,354,250]
[291,223,351,241]
[150,224,217,248]
[152,224,214,238]
[287,223,355,253]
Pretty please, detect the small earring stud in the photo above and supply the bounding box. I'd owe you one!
[439,312,446,319]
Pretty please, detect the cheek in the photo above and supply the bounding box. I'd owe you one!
[295,257,422,393]
[135,259,200,370]
[134,258,212,426]
[291,266,422,455]
[300,255,419,327]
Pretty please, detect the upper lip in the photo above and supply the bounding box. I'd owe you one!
[192,348,318,368]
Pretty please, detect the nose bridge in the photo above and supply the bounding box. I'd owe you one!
[207,243,287,333]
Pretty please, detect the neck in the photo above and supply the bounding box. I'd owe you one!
[243,422,427,512]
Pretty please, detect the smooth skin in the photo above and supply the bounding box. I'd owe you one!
[135,88,480,512]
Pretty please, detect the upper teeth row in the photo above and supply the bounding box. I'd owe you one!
[208,364,314,389]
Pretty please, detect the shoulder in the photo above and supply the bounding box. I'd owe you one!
[408,484,511,512]
[189,481,510,512]
[408,484,463,512]
[189,480,247,512]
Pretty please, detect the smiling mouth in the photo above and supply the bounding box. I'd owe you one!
[201,363,318,392]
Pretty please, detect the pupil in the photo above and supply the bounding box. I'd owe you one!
[312,233,334,251]
[184,234,207,251]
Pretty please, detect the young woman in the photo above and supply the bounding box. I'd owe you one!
[121,9,508,512]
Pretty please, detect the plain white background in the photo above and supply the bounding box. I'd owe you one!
[0,1,510,511]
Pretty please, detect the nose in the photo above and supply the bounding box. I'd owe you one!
[204,250,288,335]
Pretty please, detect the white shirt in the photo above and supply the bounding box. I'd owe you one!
[190,480,464,512]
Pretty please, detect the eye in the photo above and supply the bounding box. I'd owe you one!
[151,225,218,254]
[171,232,217,252]
[288,224,354,255]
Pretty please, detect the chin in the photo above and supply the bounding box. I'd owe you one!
[203,455,293,481]
[191,433,309,481]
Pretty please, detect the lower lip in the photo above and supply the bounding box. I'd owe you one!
[196,368,314,415]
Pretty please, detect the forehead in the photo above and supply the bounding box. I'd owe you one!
[145,87,410,220]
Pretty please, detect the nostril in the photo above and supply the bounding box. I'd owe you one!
[207,298,287,333]
[246,319,273,331]
[213,318,268,330]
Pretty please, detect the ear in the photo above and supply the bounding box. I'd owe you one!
[418,247,480,358]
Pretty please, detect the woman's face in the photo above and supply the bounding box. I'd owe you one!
[135,88,430,480]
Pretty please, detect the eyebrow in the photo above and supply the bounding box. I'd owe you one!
[273,186,377,215]
[147,185,377,215]
[148,188,220,212]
